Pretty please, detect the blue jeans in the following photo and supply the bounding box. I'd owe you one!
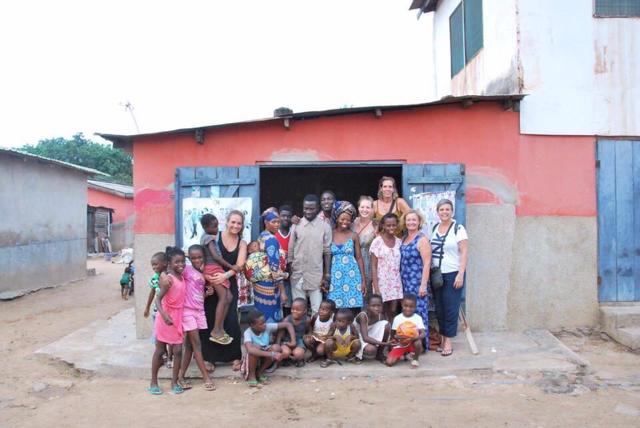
[434,271,463,338]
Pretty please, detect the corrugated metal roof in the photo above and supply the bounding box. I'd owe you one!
[0,148,107,176]
[88,180,133,198]
[96,95,523,148]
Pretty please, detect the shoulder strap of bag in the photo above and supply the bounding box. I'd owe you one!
[388,198,396,214]
[436,222,455,268]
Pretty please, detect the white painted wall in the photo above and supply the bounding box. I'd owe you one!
[518,0,640,136]
[428,0,640,136]
[432,0,519,98]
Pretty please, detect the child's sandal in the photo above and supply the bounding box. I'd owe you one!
[320,359,334,368]
[147,385,163,395]
[170,384,184,395]
[177,379,192,390]
[203,381,216,391]
[247,379,260,388]
[411,359,420,369]
[209,332,233,345]
[258,375,271,385]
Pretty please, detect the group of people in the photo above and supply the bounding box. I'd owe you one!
[145,176,468,395]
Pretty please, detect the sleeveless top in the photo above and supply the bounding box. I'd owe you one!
[313,316,333,338]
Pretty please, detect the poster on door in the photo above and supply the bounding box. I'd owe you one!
[182,197,253,251]
[410,190,456,236]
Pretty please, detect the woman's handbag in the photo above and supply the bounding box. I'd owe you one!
[430,266,444,290]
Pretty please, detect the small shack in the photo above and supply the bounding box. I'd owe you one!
[99,96,598,338]
[0,148,105,299]
[87,180,134,251]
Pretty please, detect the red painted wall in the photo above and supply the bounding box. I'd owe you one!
[87,188,134,224]
[131,102,596,234]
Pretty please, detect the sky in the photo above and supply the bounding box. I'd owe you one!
[0,1,434,148]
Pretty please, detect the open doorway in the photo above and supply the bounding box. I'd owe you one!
[260,164,403,214]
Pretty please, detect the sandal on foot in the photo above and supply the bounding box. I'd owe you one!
[247,379,260,388]
[170,384,184,395]
[295,360,306,368]
[258,375,271,385]
[177,379,192,390]
[411,359,420,368]
[209,333,233,345]
[320,359,335,368]
[441,348,453,357]
[166,360,173,369]
[203,381,216,391]
[352,357,363,365]
[147,385,163,395]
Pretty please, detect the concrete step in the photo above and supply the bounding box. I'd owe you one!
[608,327,640,351]
[600,305,640,330]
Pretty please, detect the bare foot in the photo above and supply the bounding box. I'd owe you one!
[232,359,241,371]
[204,361,215,372]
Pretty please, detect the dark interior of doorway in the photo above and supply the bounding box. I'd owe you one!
[260,165,402,215]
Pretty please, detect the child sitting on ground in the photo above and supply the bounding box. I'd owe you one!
[277,298,309,367]
[200,214,239,345]
[244,241,289,283]
[386,294,426,369]
[321,308,361,367]
[355,294,391,363]
[241,310,296,387]
[143,252,172,366]
[303,299,335,362]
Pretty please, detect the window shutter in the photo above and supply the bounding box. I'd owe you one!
[464,0,483,62]
[449,3,465,77]
[595,0,640,17]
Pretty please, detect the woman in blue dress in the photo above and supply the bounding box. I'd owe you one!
[400,210,432,327]
[326,201,367,310]
[253,211,285,322]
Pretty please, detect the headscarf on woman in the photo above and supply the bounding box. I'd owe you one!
[331,200,356,226]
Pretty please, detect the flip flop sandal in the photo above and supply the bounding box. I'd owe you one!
[170,384,184,395]
[295,360,306,368]
[441,349,453,357]
[352,357,363,365]
[166,360,173,369]
[320,359,333,368]
[258,375,271,384]
[177,379,192,390]
[247,379,260,388]
[203,381,216,391]
[209,333,233,345]
[411,359,420,368]
[147,385,163,395]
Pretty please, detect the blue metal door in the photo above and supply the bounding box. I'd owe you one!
[402,163,466,225]
[597,140,640,302]
[175,166,260,247]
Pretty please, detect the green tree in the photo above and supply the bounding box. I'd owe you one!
[19,133,132,184]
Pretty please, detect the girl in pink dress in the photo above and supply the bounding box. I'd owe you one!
[370,213,403,321]
[149,246,187,395]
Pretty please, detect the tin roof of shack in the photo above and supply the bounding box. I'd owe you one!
[0,148,107,176]
[96,95,524,149]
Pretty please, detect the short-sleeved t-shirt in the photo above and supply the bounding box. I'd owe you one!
[148,272,160,312]
[243,323,278,348]
[391,313,426,347]
[430,222,468,274]
[182,265,205,310]
[200,233,221,265]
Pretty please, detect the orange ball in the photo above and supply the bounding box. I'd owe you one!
[396,321,418,339]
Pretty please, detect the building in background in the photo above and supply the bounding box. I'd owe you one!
[0,149,104,299]
[87,180,134,251]
[99,96,598,338]
[410,0,640,347]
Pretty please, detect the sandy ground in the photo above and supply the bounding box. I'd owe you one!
[1,260,639,427]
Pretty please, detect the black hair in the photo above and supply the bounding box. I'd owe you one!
[321,190,336,199]
[200,213,218,228]
[402,293,418,304]
[367,293,383,304]
[292,297,307,306]
[336,308,354,321]
[165,246,185,262]
[380,213,399,225]
[303,194,319,205]
[278,204,293,214]
[247,310,265,325]
[188,244,205,254]
[151,252,166,262]
[321,298,336,312]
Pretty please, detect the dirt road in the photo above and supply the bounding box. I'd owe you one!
[1,260,639,427]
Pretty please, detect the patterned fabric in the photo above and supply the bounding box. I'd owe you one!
[355,220,375,292]
[253,231,283,322]
[400,233,430,327]
[327,238,363,308]
[370,236,403,302]
[331,200,356,226]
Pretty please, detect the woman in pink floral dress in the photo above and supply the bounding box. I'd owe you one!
[370,213,403,320]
